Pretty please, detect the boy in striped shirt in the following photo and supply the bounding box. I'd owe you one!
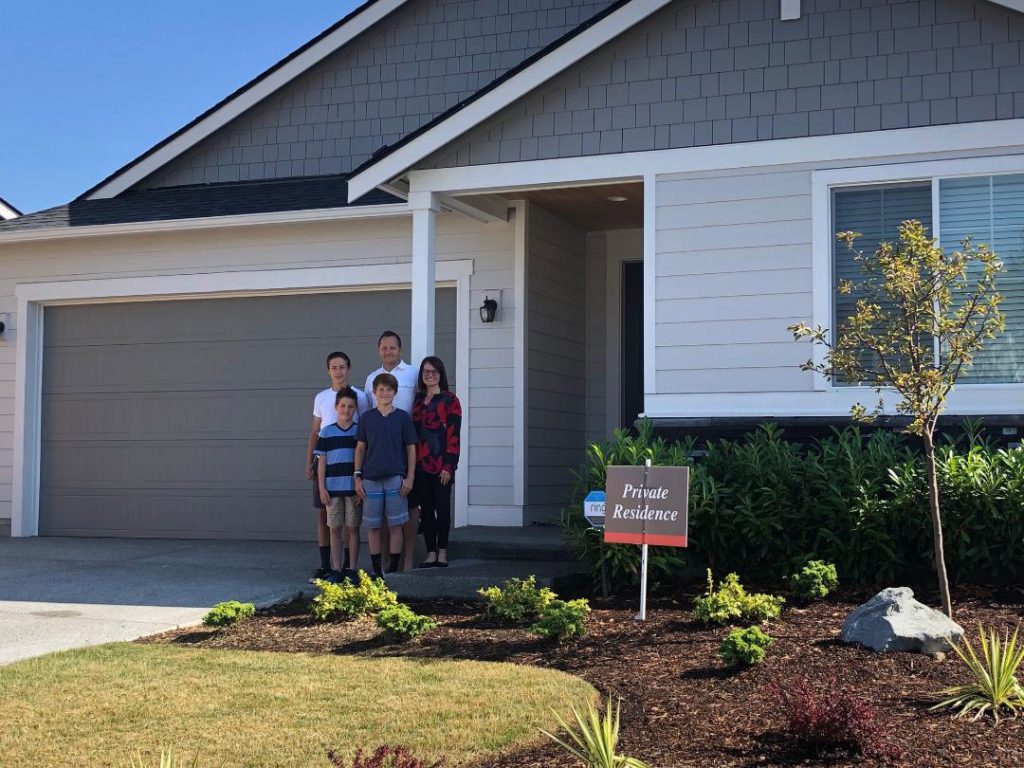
[314,388,361,581]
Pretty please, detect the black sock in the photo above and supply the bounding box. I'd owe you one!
[342,550,350,571]
[371,554,382,574]
[388,553,401,573]
[319,546,331,571]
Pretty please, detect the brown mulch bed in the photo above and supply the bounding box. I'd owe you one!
[141,586,1024,767]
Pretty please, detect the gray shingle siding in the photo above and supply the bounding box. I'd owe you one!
[140,0,615,189]
[421,0,1024,170]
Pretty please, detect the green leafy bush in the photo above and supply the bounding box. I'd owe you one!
[693,570,784,626]
[201,600,254,627]
[789,560,839,603]
[478,575,555,624]
[375,604,438,641]
[719,626,775,667]
[311,571,397,621]
[563,421,1024,590]
[530,598,590,641]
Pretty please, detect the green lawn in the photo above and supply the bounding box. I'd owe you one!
[0,643,595,767]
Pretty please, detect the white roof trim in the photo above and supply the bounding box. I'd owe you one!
[85,0,408,200]
[345,0,675,202]
[0,203,409,245]
[992,0,1024,11]
[0,199,20,221]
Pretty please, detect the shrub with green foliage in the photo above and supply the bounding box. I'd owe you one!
[789,560,839,603]
[478,575,555,624]
[201,601,254,627]
[692,570,784,626]
[530,598,590,641]
[374,604,438,641]
[311,571,397,621]
[719,626,775,667]
[563,421,1024,591]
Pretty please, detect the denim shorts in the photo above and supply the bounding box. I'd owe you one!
[361,475,410,528]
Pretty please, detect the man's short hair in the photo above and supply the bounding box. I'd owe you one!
[334,387,358,406]
[326,351,351,368]
[372,372,399,392]
[377,330,402,348]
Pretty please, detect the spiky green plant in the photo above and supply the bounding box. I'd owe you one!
[541,696,650,768]
[932,624,1024,722]
[127,747,200,767]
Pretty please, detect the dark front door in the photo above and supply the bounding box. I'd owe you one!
[621,261,644,429]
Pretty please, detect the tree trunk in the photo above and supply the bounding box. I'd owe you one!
[922,431,953,618]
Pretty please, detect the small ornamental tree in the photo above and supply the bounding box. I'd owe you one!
[789,220,1004,618]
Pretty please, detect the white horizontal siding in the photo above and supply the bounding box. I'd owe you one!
[655,168,814,396]
[0,213,517,530]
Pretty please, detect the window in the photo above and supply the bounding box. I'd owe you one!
[831,172,1024,385]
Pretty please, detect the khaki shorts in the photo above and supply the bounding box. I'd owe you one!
[326,496,362,529]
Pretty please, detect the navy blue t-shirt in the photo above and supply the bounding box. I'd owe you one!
[356,407,418,480]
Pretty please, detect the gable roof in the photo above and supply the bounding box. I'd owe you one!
[0,196,20,220]
[347,0,1024,201]
[83,0,407,200]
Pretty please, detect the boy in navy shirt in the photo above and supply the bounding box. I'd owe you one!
[354,373,417,577]
[315,388,361,581]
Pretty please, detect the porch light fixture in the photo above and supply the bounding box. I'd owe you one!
[607,195,628,202]
[479,295,498,323]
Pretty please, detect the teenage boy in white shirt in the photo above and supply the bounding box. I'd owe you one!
[364,330,420,568]
[306,351,369,581]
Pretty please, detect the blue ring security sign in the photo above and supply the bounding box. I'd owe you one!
[583,490,605,528]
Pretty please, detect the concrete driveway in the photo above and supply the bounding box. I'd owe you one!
[0,537,311,665]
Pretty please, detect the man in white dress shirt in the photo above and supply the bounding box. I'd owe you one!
[364,330,420,569]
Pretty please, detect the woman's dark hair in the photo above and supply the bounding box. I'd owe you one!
[416,356,450,398]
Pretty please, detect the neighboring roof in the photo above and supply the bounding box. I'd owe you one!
[0,196,21,220]
[346,0,670,201]
[0,176,398,232]
[83,0,406,200]
[346,0,1024,200]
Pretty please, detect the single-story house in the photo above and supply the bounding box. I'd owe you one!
[0,0,1021,541]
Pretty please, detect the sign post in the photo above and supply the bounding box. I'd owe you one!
[603,461,689,621]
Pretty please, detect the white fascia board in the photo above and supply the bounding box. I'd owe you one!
[990,0,1024,13]
[0,203,410,245]
[0,200,20,220]
[345,0,675,202]
[407,119,1024,195]
[85,0,408,200]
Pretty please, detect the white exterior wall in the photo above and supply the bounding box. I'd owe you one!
[0,213,518,533]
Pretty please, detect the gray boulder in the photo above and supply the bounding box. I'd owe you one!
[841,587,964,654]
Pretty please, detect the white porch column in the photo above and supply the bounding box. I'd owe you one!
[410,191,438,367]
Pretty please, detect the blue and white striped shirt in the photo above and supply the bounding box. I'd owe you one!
[314,422,358,497]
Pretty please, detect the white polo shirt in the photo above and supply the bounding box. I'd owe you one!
[313,385,370,428]
[364,360,417,414]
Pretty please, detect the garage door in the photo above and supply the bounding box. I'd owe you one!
[39,288,456,539]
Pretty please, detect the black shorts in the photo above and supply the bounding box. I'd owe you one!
[312,456,325,510]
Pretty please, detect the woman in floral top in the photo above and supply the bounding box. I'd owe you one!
[411,356,462,567]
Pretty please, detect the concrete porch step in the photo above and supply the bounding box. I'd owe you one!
[382,557,587,601]
[446,524,576,563]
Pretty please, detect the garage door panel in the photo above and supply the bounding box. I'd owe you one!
[40,288,456,539]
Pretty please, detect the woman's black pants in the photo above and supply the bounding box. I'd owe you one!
[415,470,452,551]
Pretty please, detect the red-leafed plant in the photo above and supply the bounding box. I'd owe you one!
[774,678,900,762]
[327,745,445,768]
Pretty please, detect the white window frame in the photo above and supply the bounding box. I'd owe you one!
[811,154,1024,397]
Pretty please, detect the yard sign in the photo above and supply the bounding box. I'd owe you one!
[604,465,689,547]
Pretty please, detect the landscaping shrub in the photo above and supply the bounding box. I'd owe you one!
[542,695,651,768]
[478,575,554,624]
[718,626,774,667]
[328,745,444,768]
[201,601,254,627]
[775,678,900,762]
[692,570,784,626]
[374,604,437,641]
[530,598,590,641]
[311,571,397,621]
[932,624,1024,722]
[789,560,839,603]
[563,421,1024,590]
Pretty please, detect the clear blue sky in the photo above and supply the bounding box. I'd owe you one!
[0,2,362,214]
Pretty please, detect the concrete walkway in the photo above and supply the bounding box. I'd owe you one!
[0,537,311,665]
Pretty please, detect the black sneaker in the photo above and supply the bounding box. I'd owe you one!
[324,570,346,584]
[308,567,329,584]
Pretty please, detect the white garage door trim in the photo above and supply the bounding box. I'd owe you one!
[13,260,474,537]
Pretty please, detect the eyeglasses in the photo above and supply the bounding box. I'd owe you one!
[422,369,440,378]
